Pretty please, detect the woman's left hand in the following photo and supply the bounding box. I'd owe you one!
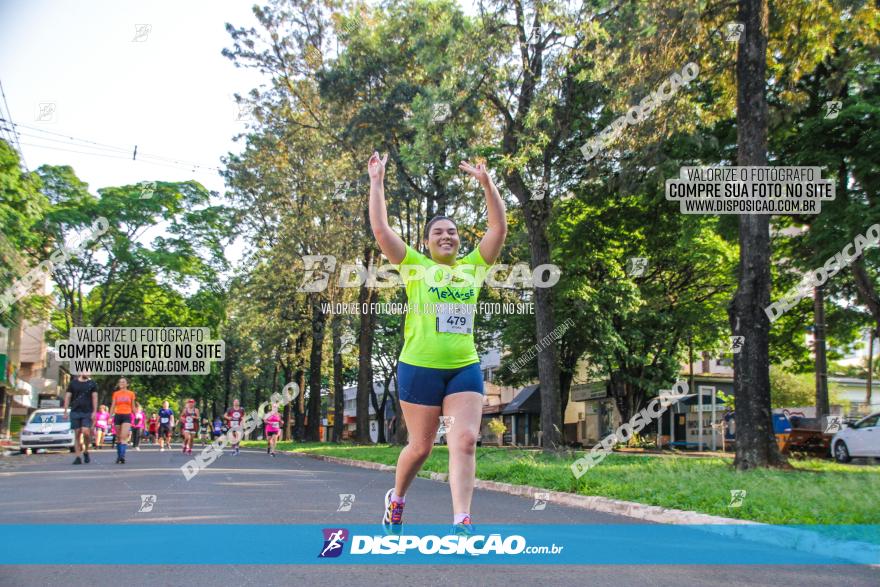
[459,160,490,186]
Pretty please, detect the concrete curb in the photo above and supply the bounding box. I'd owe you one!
[291,450,879,565]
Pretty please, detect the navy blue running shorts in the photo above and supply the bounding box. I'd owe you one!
[397,361,484,407]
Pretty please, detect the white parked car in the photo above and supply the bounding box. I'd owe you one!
[831,412,879,463]
[19,409,75,454]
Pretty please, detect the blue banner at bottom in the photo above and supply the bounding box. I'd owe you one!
[2,524,877,565]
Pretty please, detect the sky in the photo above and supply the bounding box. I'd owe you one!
[0,0,272,265]
[0,0,266,193]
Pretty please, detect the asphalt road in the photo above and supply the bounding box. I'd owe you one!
[0,444,877,586]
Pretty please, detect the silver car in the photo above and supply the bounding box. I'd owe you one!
[19,409,75,454]
[831,412,879,463]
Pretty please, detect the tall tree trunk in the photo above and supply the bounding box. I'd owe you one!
[356,247,378,443]
[728,0,787,470]
[294,368,305,440]
[370,382,388,444]
[559,365,573,422]
[524,207,561,451]
[223,343,233,412]
[813,286,829,418]
[485,4,563,452]
[282,361,293,441]
[293,332,307,440]
[306,297,326,441]
[332,316,344,442]
[269,355,279,407]
[238,375,248,438]
[609,369,648,427]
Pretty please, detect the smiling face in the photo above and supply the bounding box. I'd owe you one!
[424,218,460,264]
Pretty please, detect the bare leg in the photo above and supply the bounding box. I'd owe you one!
[74,428,83,458]
[81,428,91,454]
[442,392,483,516]
[394,401,442,497]
[120,423,131,445]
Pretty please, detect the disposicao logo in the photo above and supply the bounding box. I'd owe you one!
[348,533,527,555]
[318,528,349,558]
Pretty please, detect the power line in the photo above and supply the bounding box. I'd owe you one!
[0,79,28,170]
[11,130,217,173]
[12,129,131,155]
[6,121,130,154]
[16,141,219,174]
[4,120,221,172]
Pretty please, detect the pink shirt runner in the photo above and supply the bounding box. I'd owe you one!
[132,410,146,429]
[95,412,109,429]
[265,413,281,433]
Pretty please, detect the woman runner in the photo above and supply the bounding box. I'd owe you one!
[224,399,246,456]
[367,151,506,536]
[94,405,110,449]
[109,378,136,464]
[263,403,283,457]
[180,399,199,455]
[148,412,159,444]
[131,403,145,451]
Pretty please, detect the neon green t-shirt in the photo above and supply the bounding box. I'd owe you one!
[396,244,490,369]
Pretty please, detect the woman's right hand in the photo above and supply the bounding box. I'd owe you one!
[368,151,388,182]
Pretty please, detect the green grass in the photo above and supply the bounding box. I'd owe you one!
[242,440,880,525]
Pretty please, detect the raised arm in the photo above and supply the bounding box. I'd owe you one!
[368,151,406,265]
[459,161,507,264]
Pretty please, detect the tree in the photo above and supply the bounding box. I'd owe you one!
[0,139,49,324]
[727,0,787,470]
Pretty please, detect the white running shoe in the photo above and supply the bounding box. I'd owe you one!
[160,446,165,452]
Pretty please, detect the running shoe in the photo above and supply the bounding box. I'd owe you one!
[119,457,125,464]
[72,457,82,465]
[382,489,404,535]
[115,457,122,464]
[135,447,140,451]
[83,452,90,464]
[451,516,475,537]
[160,446,165,452]
[271,451,276,457]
